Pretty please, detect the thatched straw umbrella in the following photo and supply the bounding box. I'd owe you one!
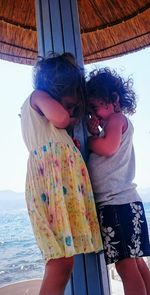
[0,0,150,65]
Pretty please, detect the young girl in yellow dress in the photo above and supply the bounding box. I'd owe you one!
[21,53,102,295]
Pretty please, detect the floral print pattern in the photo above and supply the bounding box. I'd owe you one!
[99,210,120,264]
[129,203,144,256]
[97,202,150,265]
[26,140,103,264]
[101,226,119,261]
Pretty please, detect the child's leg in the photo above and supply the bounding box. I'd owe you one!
[39,256,74,295]
[115,257,147,295]
[136,258,150,294]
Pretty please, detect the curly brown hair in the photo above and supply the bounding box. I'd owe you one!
[87,68,137,115]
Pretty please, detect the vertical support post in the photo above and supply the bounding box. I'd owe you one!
[35,0,83,64]
[35,1,110,294]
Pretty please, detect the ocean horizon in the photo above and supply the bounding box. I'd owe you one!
[0,191,150,287]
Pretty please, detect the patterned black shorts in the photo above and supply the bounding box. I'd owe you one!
[97,202,150,265]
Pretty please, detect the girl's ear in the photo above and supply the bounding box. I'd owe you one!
[112,92,119,103]
[112,92,121,112]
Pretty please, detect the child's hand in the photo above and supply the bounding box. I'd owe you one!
[87,115,100,136]
[98,118,105,128]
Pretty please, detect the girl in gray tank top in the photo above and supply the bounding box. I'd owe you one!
[87,68,150,295]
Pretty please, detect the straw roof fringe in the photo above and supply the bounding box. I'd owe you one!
[0,0,150,65]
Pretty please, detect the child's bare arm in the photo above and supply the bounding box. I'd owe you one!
[88,113,124,156]
[31,90,70,128]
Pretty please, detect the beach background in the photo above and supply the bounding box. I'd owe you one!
[0,189,150,289]
[0,48,150,293]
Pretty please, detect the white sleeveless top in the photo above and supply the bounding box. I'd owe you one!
[88,118,141,205]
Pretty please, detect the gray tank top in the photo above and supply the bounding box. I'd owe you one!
[88,118,141,205]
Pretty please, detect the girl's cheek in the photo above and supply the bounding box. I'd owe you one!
[97,109,102,117]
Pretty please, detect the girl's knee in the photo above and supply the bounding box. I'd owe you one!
[115,258,137,279]
[136,257,150,273]
[61,256,74,275]
[39,257,74,295]
[136,257,146,267]
[46,256,74,277]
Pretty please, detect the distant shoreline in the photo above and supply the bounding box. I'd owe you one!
[0,189,149,210]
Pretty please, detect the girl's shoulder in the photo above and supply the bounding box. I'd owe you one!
[108,112,126,125]
[107,113,128,134]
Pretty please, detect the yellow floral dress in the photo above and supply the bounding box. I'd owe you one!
[21,97,103,264]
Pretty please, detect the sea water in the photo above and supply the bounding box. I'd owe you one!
[0,204,150,287]
[0,209,43,286]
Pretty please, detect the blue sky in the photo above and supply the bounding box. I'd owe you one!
[0,47,150,192]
